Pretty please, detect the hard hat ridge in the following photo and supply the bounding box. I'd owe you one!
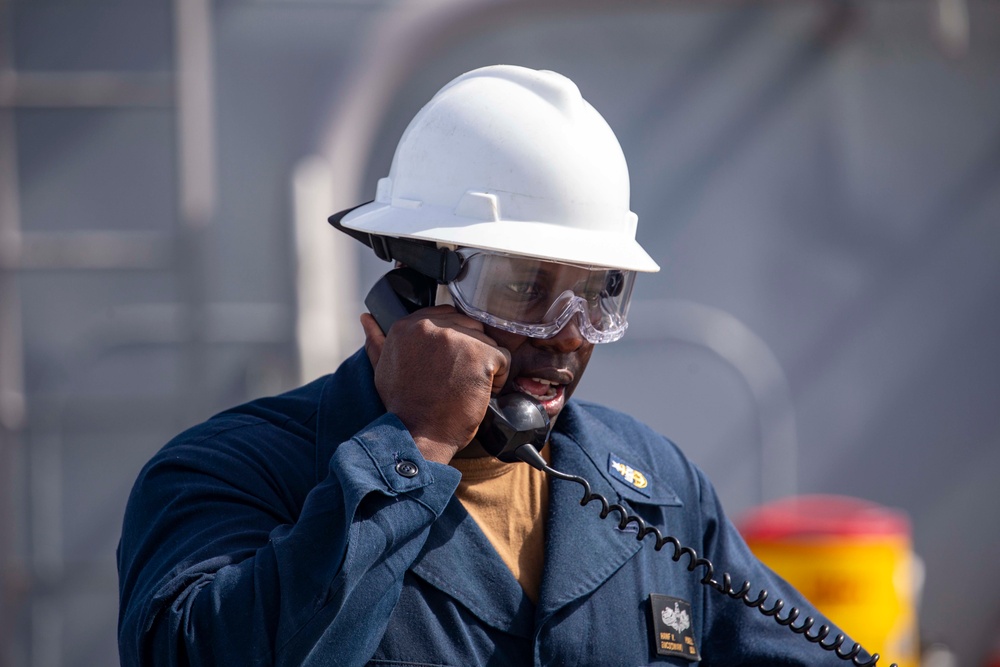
[340,64,659,273]
[445,65,584,119]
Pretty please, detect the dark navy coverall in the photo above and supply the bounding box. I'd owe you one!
[118,349,853,666]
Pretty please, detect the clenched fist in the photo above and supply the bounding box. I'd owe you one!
[360,305,510,464]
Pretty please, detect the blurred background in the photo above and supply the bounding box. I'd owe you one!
[1,0,999,665]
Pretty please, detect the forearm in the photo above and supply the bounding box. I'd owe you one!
[118,414,460,667]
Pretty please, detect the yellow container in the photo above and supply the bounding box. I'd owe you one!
[739,495,918,667]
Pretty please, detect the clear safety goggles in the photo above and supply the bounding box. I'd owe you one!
[447,248,636,344]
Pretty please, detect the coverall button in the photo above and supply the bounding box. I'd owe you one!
[395,460,419,478]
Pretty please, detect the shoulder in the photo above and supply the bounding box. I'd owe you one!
[566,399,661,437]
[562,399,692,470]
[559,398,710,506]
[170,375,325,451]
[136,376,330,508]
[139,349,380,496]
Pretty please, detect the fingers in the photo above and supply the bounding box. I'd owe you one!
[409,308,508,390]
[362,306,498,371]
[360,313,385,369]
[490,345,510,394]
[363,303,512,460]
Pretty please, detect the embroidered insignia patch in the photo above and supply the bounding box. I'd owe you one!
[649,594,700,661]
[608,453,649,494]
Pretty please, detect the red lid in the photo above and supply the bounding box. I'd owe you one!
[737,495,910,540]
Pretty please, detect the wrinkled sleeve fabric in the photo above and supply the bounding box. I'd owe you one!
[117,410,461,667]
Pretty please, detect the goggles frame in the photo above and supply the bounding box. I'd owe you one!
[447,248,635,344]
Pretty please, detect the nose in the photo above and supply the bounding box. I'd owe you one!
[534,314,586,353]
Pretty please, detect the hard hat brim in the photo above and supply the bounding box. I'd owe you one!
[340,201,661,273]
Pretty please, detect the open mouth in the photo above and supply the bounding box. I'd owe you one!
[513,377,566,416]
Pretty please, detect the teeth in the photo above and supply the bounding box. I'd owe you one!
[516,377,560,401]
[515,377,562,403]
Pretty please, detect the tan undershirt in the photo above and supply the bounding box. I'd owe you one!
[449,444,550,603]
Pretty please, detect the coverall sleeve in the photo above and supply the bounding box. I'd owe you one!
[117,412,461,667]
[694,468,861,666]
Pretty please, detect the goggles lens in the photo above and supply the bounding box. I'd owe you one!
[448,249,636,344]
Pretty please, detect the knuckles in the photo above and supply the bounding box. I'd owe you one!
[380,311,503,395]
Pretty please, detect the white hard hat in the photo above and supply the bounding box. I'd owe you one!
[340,65,659,273]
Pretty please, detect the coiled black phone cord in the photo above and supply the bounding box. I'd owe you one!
[513,444,897,667]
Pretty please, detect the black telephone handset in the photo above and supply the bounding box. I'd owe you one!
[365,268,551,465]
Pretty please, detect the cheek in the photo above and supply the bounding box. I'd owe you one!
[485,327,529,355]
[484,325,596,393]
[564,346,595,398]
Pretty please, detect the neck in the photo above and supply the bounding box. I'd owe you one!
[452,440,490,459]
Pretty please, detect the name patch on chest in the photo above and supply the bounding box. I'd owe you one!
[649,594,700,661]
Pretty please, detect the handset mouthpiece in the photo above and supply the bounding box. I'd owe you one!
[476,393,550,463]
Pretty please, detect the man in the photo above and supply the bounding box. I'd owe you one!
[118,66,863,666]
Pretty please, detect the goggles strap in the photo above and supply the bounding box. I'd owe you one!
[329,203,463,283]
